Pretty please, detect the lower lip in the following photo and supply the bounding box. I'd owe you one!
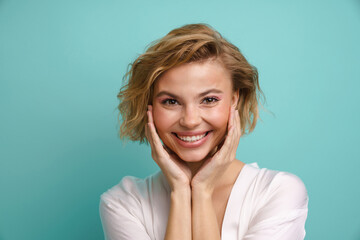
[172,131,211,148]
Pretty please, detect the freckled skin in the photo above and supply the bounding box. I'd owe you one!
[152,59,238,163]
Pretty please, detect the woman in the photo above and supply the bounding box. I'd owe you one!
[100,24,308,240]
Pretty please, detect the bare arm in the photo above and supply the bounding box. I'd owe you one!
[192,188,221,240]
[146,106,239,240]
[165,188,192,240]
[146,105,192,240]
[191,107,241,240]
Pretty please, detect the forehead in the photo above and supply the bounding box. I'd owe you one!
[154,60,232,94]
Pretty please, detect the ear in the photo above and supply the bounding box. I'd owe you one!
[231,89,240,109]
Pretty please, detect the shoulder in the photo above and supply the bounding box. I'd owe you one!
[99,172,168,240]
[260,168,307,201]
[255,166,307,193]
[99,171,166,212]
[248,165,308,214]
[239,164,309,239]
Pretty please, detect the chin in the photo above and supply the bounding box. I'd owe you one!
[175,148,214,162]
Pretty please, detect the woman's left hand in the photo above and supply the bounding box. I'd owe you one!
[190,106,242,194]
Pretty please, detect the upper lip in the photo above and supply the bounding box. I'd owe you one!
[172,131,210,136]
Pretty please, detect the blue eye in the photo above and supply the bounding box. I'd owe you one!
[162,98,179,105]
[202,97,219,104]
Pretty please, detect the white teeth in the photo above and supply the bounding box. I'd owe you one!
[177,133,207,142]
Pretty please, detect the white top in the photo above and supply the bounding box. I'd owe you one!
[99,163,308,240]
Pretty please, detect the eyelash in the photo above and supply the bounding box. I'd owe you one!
[202,97,219,104]
[162,99,179,105]
[161,97,220,105]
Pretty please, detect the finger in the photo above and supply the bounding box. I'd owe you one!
[230,110,241,159]
[216,124,234,160]
[145,120,151,141]
[145,124,157,156]
[227,106,234,131]
[145,111,153,142]
[223,109,240,161]
[232,107,236,130]
[147,108,165,153]
[238,111,242,137]
[235,110,242,139]
[231,111,239,145]
[147,105,154,124]
[145,109,158,153]
[145,105,154,144]
[215,107,234,152]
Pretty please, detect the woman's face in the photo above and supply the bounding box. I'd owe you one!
[152,59,238,163]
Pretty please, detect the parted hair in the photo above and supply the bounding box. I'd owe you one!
[117,23,264,143]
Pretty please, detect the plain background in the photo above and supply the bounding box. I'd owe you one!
[1,0,360,239]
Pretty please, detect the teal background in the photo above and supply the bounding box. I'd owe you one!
[1,0,359,239]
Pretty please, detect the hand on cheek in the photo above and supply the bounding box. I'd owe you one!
[191,106,242,193]
[145,105,192,191]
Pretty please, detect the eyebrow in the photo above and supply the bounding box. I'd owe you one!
[155,88,224,98]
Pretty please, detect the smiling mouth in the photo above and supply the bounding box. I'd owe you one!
[172,131,211,143]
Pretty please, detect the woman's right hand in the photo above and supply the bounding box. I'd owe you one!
[145,105,192,192]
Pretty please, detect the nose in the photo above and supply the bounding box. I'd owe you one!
[179,105,202,129]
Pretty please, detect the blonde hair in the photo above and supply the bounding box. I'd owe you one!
[117,23,264,143]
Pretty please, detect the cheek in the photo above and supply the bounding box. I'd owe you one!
[205,104,230,130]
[152,107,166,133]
[152,105,177,134]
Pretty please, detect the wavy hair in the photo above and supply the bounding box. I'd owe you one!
[117,23,264,143]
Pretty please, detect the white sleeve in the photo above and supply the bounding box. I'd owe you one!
[243,172,309,240]
[99,178,152,240]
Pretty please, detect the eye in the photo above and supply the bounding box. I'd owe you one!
[202,97,219,104]
[161,98,179,105]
